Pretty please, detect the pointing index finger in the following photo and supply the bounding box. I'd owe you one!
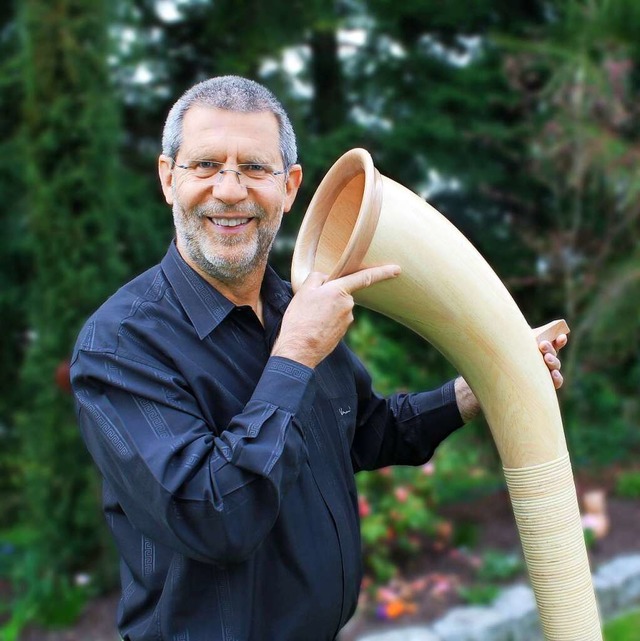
[332,264,401,295]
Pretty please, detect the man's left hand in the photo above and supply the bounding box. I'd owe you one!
[538,332,568,390]
[455,331,569,422]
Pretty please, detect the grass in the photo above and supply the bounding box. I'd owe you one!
[604,609,640,640]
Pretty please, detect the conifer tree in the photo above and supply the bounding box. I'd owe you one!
[17,0,125,598]
[0,0,30,529]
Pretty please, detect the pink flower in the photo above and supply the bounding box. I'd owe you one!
[421,462,435,476]
[581,514,599,530]
[394,486,410,503]
[376,587,398,603]
[431,576,454,597]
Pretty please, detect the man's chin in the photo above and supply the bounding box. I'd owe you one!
[198,252,262,283]
[179,229,274,284]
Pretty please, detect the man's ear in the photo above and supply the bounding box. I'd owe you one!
[283,164,303,214]
[158,155,175,205]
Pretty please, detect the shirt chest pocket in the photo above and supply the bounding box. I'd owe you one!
[326,395,357,442]
[317,394,358,473]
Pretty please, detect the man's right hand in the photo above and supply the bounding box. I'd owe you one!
[272,265,401,369]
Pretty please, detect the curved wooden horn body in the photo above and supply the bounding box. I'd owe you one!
[291,148,602,639]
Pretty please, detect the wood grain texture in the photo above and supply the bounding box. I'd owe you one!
[291,148,602,639]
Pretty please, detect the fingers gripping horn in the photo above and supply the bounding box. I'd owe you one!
[291,148,601,639]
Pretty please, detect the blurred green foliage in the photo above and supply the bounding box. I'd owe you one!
[457,549,524,605]
[456,583,501,606]
[357,463,441,583]
[615,471,640,499]
[0,0,639,632]
[604,609,640,640]
[0,526,96,639]
[475,550,524,582]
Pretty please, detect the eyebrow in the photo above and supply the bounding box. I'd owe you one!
[181,148,278,165]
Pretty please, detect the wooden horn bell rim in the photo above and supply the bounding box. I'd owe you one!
[291,148,602,639]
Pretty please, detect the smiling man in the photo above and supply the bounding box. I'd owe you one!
[70,76,566,641]
[160,106,301,297]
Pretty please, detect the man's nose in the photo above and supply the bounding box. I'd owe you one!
[212,170,247,202]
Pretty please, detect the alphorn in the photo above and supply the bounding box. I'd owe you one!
[291,148,602,639]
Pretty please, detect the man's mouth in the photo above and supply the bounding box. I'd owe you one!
[209,217,251,227]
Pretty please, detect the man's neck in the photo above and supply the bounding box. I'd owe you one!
[220,274,265,324]
[177,247,267,323]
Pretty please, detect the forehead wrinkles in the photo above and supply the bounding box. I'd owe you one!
[179,107,281,163]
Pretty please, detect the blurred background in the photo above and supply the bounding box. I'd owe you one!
[1,0,639,638]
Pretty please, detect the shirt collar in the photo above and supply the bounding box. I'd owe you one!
[161,241,292,340]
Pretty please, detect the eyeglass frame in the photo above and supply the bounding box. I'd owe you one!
[169,157,289,189]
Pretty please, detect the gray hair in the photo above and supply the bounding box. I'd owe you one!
[161,76,297,169]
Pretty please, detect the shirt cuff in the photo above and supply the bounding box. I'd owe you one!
[251,356,317,415]
[412,378,465,446]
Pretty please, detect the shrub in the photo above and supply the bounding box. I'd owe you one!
[457,549,524,607]
[457,583,501,605]
[357,463,441,583]
[356,443,503,586]
[615,471,640,499]
[0,527,96,639]
[475,550,524,582]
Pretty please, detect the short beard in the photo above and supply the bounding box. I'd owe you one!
[173,198,282,284]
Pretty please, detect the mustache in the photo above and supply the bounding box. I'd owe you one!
[191,202,266,219]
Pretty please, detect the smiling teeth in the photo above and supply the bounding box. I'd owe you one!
[211,218,250,227]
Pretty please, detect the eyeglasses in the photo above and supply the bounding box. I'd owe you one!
[171,159,287,190]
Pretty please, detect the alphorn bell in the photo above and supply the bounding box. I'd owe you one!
[291,148,602,639]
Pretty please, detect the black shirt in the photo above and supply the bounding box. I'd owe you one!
[70,242,463,641]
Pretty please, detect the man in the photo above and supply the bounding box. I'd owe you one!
[70,76,566,641]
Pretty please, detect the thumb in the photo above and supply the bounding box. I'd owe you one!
[333,264,401,295]
[301,271,329,289]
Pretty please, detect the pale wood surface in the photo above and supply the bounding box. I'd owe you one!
[533,318,571,343]
[505,455,602,639]
[291,148,602,639]
[294,151,568,468]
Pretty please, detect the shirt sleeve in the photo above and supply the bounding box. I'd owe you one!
[71,349,314,565]
[346,349,465,472]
